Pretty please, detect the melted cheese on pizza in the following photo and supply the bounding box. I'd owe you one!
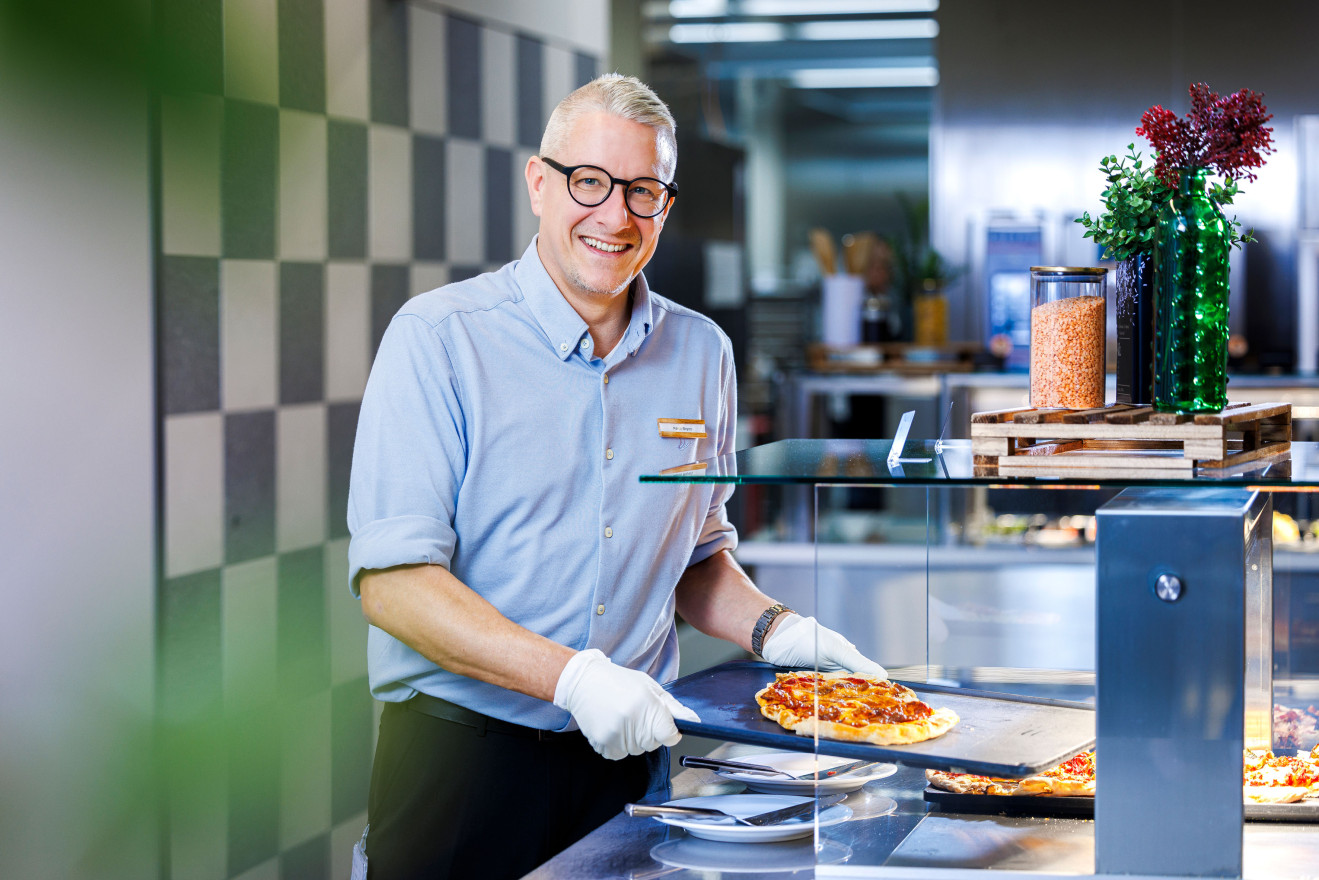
[1243,750,1319,789]
[760,673,935,727]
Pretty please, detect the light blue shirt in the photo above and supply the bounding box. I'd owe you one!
[347,238,739,730]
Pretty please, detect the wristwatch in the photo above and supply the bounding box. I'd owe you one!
[751,603,794,657]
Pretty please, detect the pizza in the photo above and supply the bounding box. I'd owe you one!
[926,750,1095,797]
[926,746,1319,803]
[1242,747,1319,803]
[755,670,959,746]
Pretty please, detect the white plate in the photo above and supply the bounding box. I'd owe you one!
[650,836,853,872]
[650,794,853,843]
[715,751,898,795]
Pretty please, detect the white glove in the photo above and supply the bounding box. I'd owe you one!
[760,613,887,678]
[553,649,701,760]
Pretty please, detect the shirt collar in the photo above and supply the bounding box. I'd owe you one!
[515,236,655,362]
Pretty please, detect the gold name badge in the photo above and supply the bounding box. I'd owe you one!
[657,418,707,439]
[658,461,708,476]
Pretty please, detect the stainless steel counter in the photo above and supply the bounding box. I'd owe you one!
[522,741,1319,879]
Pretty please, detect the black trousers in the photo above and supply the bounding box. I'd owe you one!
[365,700,669,880]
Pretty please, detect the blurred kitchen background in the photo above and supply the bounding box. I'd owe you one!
[4,0,1319,878]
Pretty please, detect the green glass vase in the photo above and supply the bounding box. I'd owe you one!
[1152,167,1231,412]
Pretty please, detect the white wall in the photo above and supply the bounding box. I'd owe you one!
[0,42,156,880]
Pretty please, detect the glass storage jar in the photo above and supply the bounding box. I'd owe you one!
[1029,266,1108,409]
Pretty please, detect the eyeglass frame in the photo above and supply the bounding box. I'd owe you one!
[540,157,678,218]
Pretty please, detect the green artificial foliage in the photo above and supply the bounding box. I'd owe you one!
[1076,144,1251,261]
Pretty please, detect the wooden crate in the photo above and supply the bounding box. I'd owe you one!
[971,402,1292,475]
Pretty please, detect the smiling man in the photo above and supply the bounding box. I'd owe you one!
[346,74,884,879]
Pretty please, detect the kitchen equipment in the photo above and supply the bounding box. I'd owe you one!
[663,660,1095,778]
[626,792,846,827]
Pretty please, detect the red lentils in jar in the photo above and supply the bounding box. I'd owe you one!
[1029,267,1108,409]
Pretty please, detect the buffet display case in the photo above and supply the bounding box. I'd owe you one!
[638,439,1319,879]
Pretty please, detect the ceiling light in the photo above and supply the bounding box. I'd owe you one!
[797,18,938,39]
[668,22,786,42]
[789,66,939,88]
[666,0,939,17]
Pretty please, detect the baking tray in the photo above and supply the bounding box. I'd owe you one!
[923,787,1319,823]
[665,660,1095,778]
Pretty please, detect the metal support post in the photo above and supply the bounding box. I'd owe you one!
[1095,488,1272,877]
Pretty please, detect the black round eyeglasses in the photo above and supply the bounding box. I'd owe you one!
[541,157,678,218]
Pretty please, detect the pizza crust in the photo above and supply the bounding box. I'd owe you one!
[756,670,959,746]
[784,705,960,745]
[1244,785,1308,805]
[926,767,1095,798]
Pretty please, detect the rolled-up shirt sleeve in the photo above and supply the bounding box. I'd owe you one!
[688,335,739,567]
[347,314,466,597]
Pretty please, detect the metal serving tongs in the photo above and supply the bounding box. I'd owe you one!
[679,755,794,778]
[680,754,880,780]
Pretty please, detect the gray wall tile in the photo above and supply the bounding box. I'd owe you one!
[165,413,225,577]
[277,547,327,699]
[158,0,223,95]
[368,125,412,261]
[278,110,329,260]
[277,404,328,553]
[227,705,281,873]
[448,265,484,283]
[412,134,445,261]
[162,255,220,415]
[225,410,276,563]
[324,0,370,120]
[370,264,409,358]
[327,119,368,258]
[280,833,329,880]
[575,51,597,87]
[408,5,446,135]
[279,262,325,404]
[485,146,513,264]
[278,0,327,113]
[325,263,371,401]
[446,15,481,139]
[481,27,515,146]
[516,35,543,149]
[221,259,278,410]
[279,693,331,849]
[160,568,223,720]
[222,557,278,712]
[327,402,360,542]
[161,93,223,257]
[445,139,484,263]
[222,100,279,259]
[331,678,373,825]
[369,0,410,127]
[224,0,279,104]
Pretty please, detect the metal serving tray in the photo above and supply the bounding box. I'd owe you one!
[924,787,1319,823]
[665,660,1095,778]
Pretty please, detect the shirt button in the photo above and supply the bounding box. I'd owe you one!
[559,342,568,352]
[605,448,614,460]
[597,604,606,615]
[603,374,609,385]
[604,527,613,538]
[580,338,589,349]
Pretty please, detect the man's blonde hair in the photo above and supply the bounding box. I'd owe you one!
[539,73,677,179]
